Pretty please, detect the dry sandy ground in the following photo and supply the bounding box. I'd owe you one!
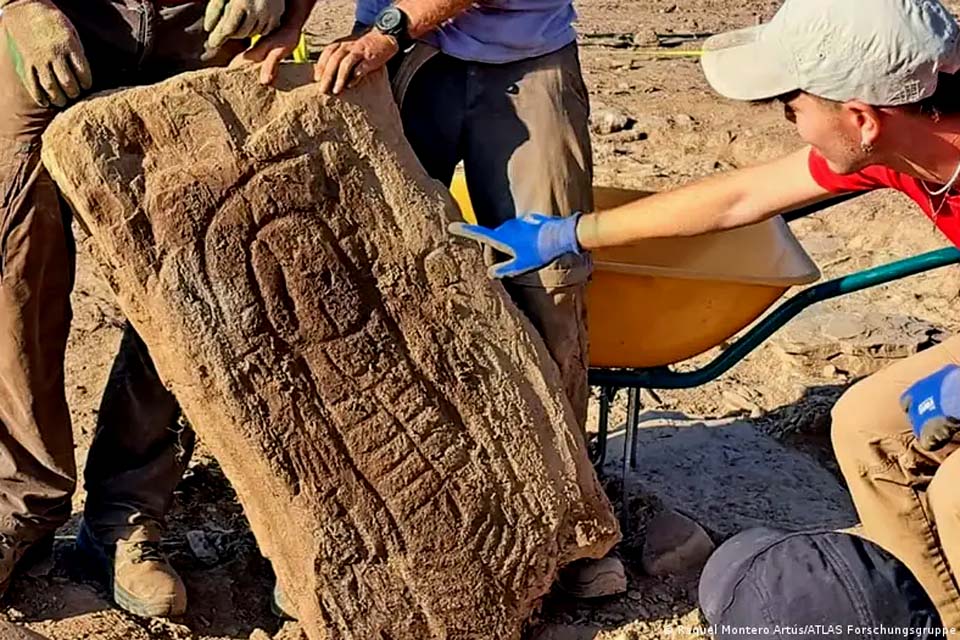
[8,0,960,638]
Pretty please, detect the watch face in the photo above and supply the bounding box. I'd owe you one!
[377,8,402,32]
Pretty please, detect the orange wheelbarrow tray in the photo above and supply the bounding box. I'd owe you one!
[449,179,960,468]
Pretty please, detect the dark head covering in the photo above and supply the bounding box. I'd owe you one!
[699,528,943,639]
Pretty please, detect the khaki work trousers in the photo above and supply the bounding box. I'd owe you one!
[832,335,960,628]
[0,0,240,544]
[393,42,594,429]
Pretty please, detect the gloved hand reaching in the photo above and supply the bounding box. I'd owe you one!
[204,0,286,52]
[1,0,93,108]
[900,364,960,451]
[448,213,582,279]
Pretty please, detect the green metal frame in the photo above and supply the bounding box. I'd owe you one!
[588,238,960,470]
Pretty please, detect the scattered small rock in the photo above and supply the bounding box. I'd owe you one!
[249,629,272,640]
[6,609,26,622]
[642,510,715,576]
[186,529,220,565]
[773,310,943,377]
[591,108,636,135]
[633,30,659,47]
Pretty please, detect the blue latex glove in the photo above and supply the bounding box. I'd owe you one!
[900,364,960,451]
[448,213,582,279]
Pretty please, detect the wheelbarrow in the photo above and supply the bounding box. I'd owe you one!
[449,175,960,486]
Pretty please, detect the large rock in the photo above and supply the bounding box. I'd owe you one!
[41,66,619,639]
[0,621,49,640]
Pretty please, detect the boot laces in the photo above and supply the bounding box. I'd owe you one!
[130,540,165,564]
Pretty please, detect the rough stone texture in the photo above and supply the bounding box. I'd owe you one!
[0,621,49,640]
[41,66,619,640]
[641,509,714,576]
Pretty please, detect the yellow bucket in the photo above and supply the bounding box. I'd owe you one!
[449,173,820,368]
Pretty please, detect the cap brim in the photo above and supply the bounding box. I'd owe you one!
[701,26,799,101]
[697,527,787,623]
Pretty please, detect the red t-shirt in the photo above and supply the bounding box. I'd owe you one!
[808,149,960,248]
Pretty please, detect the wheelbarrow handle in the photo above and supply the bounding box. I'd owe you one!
[782,191,864,223]
[588,246,960,389]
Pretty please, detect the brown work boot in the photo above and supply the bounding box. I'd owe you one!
[76,520,186,618]
[0,531,55,599]
[557,556,628,599]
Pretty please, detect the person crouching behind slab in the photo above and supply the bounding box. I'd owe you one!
[699,528,945,640]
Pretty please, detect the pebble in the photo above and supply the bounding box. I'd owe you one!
[591,108,636,135]
[641,509,716,576]
[186,529,220,565]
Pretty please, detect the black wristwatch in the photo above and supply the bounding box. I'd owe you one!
[373,6,413,50]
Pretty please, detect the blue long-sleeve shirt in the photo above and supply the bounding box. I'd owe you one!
[356,0,577,64]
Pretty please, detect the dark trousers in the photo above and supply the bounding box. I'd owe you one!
[394,42,594,428]
[0,0,241,543]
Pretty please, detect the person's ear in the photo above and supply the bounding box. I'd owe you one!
[844,100,883,150]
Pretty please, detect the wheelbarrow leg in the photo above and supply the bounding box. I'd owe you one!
[629,388,650,469]
[593,386,616,468]
[622,387,642,531]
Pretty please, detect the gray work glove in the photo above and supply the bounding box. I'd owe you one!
[203,0,285,52]
[1,0,93,107]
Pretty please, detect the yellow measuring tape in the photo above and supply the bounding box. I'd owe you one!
[249,33,310,63]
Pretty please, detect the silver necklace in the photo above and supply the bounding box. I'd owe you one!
[922,159,960,222]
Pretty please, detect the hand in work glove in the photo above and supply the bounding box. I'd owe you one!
[204,0,286,53]
[448,213,582,279]
[900,364,960,451]
[1,0,92,108]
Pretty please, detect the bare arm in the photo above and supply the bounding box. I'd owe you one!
[395,0,475,37]
[315,0,475,93]
[577,146,835,250]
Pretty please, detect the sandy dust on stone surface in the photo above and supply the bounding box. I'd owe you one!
[12,0,960,638]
